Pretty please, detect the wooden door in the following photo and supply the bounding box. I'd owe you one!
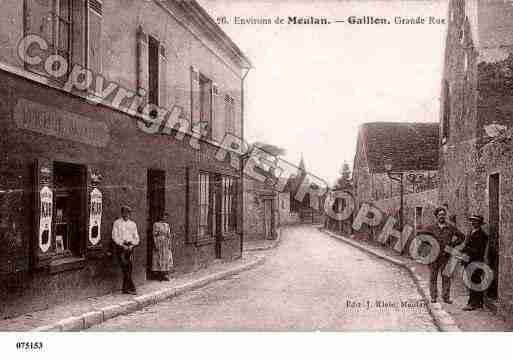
[147,169,166,279]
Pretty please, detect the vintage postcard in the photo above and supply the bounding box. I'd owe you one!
[0,0,512,356]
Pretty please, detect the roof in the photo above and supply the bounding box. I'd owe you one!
[176,0,253,69]
[359,122,439,173]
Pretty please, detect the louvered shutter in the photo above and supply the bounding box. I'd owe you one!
[159,44,168,108]
[33,158,55,268]
[87,0,102,74]
[212,83,222,141]
[137,26,149,101]
[190,66,200,129]
[24,0,54,75]
[186,166,199,243]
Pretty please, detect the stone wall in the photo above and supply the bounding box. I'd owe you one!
[243,176,278,241]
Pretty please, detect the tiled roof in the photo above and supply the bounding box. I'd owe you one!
[360,122,439,173]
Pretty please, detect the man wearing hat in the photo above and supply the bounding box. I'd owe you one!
[424,206,465,304]
[112,205,140,295]
[461,214,489,311]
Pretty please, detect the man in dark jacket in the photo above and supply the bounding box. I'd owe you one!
[461,214,489,311]
[424,207,465,304]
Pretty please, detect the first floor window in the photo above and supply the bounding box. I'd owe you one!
[199,74,213,139]
[221,176,237,233]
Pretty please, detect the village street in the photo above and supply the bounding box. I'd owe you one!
[90,225,437,331]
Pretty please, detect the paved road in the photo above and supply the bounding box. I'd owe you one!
[91,225,437,331]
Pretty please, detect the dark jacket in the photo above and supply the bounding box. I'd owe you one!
[462,228,488,263]
[423,223,465,260]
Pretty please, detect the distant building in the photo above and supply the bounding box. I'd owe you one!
[243,172,278,242]
[438,0,513,315]
[352,122,439,240]
[285,156,323,224]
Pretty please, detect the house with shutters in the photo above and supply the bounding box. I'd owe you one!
[0,0,251,318]
[438,0,513,316]
[352,122,439,240]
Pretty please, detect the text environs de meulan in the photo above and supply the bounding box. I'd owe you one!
[233,16,329,25]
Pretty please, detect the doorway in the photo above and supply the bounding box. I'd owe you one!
[488,173,500,300]
[147,169,166,279]
[53,161,87,258]
[263,199,273,240]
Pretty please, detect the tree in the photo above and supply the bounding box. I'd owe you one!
[334,162,352,190]
[252,141,286,157]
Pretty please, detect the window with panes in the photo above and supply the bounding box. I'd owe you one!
[198,172,214,237]
[221,176,237,233]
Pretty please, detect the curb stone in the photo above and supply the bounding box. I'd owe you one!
[320,228,461,332]
[31,256,265,332]
[244,227,283,252]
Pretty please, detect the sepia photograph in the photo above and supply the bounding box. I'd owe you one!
[0,0,512,356]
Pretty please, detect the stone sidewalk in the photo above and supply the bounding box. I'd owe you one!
[0,254,264,332]
[243,227,283,252]
[322,227,513,332]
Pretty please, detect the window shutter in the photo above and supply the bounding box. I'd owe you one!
[87,0,102,74]
[86,166,104,256]
[190,66,200,129]
[137,26,149,100]
[224,94,235,135]
[33,158,55,268]
[158,44,168,108]
[211,83,222,141]
[24,0,54,75]
[186,166,199,243]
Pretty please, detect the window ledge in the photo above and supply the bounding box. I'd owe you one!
[49,256,86,274]
[195,238,215,247]
[222,233,240,241]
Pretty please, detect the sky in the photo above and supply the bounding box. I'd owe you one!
[198,0,448,185]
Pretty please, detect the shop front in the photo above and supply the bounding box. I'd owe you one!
[0,69,242,319]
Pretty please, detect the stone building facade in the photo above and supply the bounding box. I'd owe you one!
[438,0,513,315]
[0,0,251,318]
[243,174,278,242]
[352,122,439,240]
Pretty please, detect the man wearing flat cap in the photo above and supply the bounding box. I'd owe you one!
[461,214,489,311]
[112,205,140,295]
[424,206,465,304]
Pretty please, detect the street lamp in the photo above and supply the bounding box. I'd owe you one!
[384,160,404,230]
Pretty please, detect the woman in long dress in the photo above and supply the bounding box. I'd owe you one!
[152,212,174,281]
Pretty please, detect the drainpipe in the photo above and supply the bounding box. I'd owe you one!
[240,67,251,258]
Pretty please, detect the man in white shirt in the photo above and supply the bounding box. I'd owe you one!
[112,205,140,295]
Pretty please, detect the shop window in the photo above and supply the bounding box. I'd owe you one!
[221,176,237,233]
[53,161,86,257]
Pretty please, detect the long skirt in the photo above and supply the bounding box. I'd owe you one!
[152,235,173,272]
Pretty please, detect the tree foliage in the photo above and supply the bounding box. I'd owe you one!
[334,162,352,191]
